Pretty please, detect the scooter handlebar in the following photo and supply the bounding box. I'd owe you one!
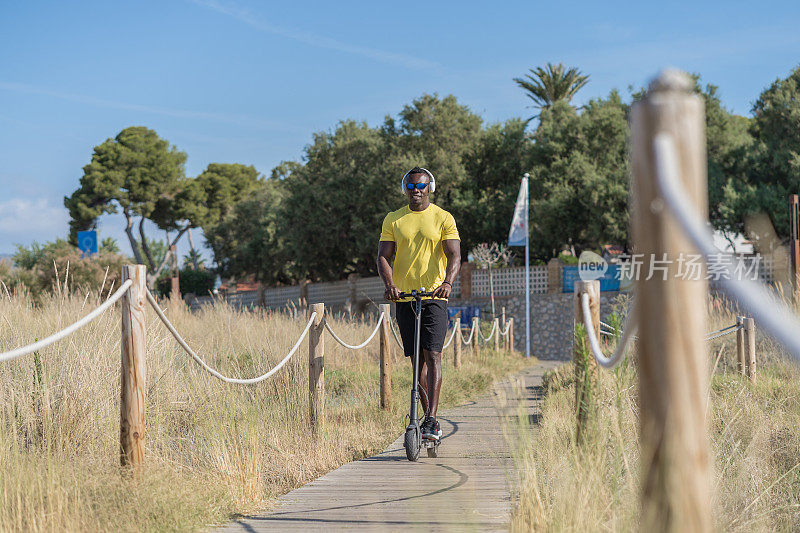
[397,290,435,299]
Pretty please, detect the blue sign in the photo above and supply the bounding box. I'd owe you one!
[562,265,620,292]
[77,230,98,257]
[448,306,481,327]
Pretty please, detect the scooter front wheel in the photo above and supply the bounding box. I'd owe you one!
[404,428,420,462]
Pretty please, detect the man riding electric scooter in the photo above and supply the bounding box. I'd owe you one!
[376,167,461,445]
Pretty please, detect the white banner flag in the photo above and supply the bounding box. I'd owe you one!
[508,176,528,246]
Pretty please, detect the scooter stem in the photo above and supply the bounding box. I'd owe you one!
[409,293,422,425]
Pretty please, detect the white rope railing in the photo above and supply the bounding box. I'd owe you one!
[705,323,738,337]
[600,308,741,344]
[482,320,497,343]
[705,325,742,341]
[653,133,800,363]
[461,320,477,345]
[324,313,385,350]
[500,320,511,337]
[580,293,639,369]
[146,289,316,385]
[441,325,458,350]
[0,279,133,364]
[389,318,404,349]
[598,320,615,331]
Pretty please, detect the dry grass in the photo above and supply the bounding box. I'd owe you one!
[510,293,800,532]
[0,285,528,532]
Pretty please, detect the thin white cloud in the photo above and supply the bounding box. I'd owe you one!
[0,197,69,240]
[191,0,440,71]
[0,81,303,132]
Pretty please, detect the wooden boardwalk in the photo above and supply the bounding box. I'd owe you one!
[218,360,559,532]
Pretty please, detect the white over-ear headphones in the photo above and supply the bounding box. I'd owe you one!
[401,167,436,194]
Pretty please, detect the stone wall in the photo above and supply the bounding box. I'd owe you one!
[450,290,629,360]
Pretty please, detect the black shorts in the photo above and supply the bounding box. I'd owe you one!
[396,299,448,357]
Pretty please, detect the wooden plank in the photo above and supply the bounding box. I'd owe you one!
[218,361,560,532]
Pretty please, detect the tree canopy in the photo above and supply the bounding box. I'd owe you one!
[732,66,800,241]
[64,128,268,285]
[59,65,800,289]
[64,126,189,280]
[514,63,590,112]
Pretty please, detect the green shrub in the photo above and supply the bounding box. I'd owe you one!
[156,267,216,298]
[2,240,128,298]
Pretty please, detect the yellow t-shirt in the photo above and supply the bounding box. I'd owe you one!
[379,204,460,302]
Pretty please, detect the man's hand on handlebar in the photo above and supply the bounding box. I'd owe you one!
[431,282,452,299]
[384,284,401,301]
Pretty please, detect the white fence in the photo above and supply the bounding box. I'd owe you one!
[471,265,548,296]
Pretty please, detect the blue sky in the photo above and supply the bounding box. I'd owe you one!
[1,0,799,259]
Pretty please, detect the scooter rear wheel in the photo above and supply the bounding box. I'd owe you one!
[404,428,420,462]
[426,444,438,458]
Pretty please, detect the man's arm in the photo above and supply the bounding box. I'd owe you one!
[431,239,461,299]
[377,241,401,301]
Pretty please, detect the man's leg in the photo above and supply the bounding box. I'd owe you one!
[418,359,429,415]
[422,349,442,418]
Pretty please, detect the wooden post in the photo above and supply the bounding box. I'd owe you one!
[120,264,147,468]
[631,70,710,532]
[736,316,745,376]
[744,317,756,383]
[492,318,500,351]
[379,304,391,409]
[508,318,515,353]
[501,307,506,350]
[309,303,325,431]
[453,316,462,369]
[573,280,600,444]
[471,317,480,358]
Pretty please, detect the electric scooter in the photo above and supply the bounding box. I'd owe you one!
[397,289,440,461]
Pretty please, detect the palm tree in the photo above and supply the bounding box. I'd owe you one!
[513,63,590,111]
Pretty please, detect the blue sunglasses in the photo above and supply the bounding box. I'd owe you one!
[405,182,428,190]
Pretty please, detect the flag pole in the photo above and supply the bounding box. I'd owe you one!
[524,173,530,358]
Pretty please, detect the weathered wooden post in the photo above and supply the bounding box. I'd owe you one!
[309,303,325,431]
[492,318,500,351]
[631,70,710,532]
[736,316,745,376]
[379,304,391,409]
[573,280,599,443]
[744,317,756,383]
[453,316,462,369]
[471,317,480,358]
[508,318,515,353]
[120,264,147,468]
[501,307,506,349]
